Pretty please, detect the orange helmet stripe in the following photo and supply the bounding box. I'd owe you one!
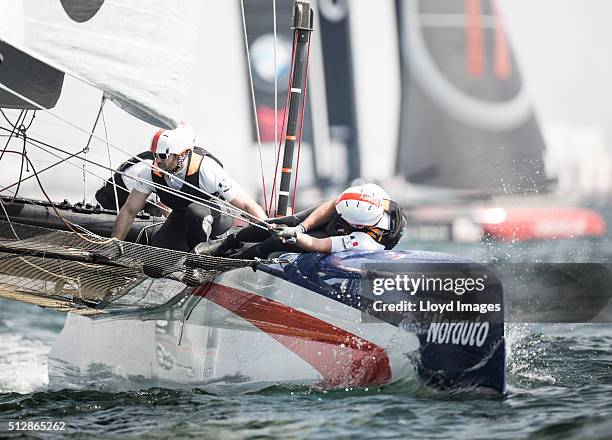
[337,192,382,208]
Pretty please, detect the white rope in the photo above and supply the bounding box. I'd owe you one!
[272,0,279,216]
[100,95,120,213]
[2,136,267,230]
[135,221,165,244]
[1,185,100,239]
[81,96,106,203]
[273,0,278,160]
[3,133,167,216]
[0,118,260,232]
[66,219,104,239]
[240,0,267,205]
[0,83,244,218]
[0,81,267,228]
[82,156,87,202]
[0,130,268,231]
[0,198,20,240]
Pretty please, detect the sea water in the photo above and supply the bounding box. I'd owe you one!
[1,238,612,439]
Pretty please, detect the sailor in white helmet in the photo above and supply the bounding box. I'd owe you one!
[111,123,266,252]
[202,183,406,258]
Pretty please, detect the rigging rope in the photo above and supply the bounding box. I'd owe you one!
[0,109,25,163]
[14,122,27,199]
[0,126,169,217]
[1,129,90,190]
[0,83,268,230]
[19,256,77,283]
[273,0,278,194]
[267,31,299,215]
[2,184,117,242]
[11,131,164,219]
[0,198,20,240]
[81,95,106,203]
[24,111,37,131]
[291,35,313,210]
[0,150,117,244]
[0,126,268,233]
[0,108,15,125]
[240,0,268,212]
[100,96,121,214]
[3,112,33,206]
[135,221,165,244]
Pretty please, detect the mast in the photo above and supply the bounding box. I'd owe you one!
[275,0,314,217]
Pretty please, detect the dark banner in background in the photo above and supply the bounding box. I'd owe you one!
[243,0,314,146]
[395,0,548,193]
[244,0,361,186]
[360,262,612,324]
[317,0,360,181]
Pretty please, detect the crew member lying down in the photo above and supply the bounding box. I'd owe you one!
[197,183,406,259]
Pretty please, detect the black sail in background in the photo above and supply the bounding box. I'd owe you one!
[396,0,547,193]
[0,42,64,109]
[243,0,314,146]
[318,0,360,182]
[243,1,359,186]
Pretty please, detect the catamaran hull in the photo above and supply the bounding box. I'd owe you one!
[48,272,418,393]
[48,251,506,394]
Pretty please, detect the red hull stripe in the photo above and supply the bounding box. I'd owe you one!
[192,283,392,387]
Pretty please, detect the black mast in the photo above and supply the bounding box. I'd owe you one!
[275,0,314,217]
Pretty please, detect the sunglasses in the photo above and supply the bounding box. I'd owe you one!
[154,153,177,161]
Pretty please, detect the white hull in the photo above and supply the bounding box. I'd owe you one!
[49,268,419,393]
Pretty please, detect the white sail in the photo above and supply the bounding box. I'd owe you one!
[348,1,401,182]
[0,0,202,128]
[0,1,257,203]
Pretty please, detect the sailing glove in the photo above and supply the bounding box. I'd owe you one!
[271,224,306,243]
[201,215,214,239]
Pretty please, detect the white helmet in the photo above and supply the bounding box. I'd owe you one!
[150,122,196,157]
[335,183,388,226]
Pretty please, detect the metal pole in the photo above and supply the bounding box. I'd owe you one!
[276,0,314,217]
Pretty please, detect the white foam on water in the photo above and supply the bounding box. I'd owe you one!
[0,333,51,394]
[505,323,552,384]
[506,322,530,363]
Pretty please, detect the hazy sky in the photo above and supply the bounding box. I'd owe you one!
[3,0,612,201]
[498,0,612,197]
[499,0,612,130]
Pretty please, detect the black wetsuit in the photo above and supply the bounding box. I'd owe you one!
[230,208,322,259]
[231,201,406,259]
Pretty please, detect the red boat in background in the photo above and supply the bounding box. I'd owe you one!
[478,207,606,241]
[404,201,606,243]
